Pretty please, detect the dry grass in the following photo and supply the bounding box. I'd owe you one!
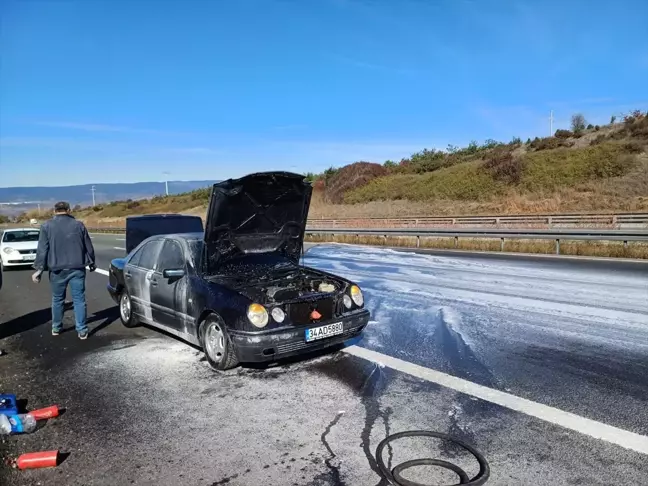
[305,234,648,259]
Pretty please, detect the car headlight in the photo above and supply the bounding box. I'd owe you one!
[350,285,364,307]
[247,303,269,328]
[271,307,285,323]
[343,294,353,309]
[2,247,15,254]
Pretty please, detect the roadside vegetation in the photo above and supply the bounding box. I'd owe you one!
[13,109,648,225]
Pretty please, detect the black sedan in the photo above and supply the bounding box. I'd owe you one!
[107,172,370,370]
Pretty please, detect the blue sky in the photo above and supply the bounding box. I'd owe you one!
[1,0,647,187]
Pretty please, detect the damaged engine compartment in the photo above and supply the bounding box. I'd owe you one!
[233,268,345,304]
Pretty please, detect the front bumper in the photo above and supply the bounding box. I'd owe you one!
[107,283,120,303]
[230,309,370,363]
[0,255,36,267]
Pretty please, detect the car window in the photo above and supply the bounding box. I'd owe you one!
[2,230,40,243]
[128,245,145,267]
[138,240,163,271]
[158,240,185,270]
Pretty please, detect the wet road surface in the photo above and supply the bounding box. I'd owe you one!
[1,234,647,485]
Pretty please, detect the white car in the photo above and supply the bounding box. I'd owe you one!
[0,228,40,268]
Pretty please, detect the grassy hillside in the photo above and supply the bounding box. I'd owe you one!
[15,110,648,224]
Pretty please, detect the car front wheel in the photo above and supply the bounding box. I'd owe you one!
[119,291,139,328]
[200,316,239,371]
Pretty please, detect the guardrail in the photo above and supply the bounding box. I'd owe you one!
[85,226,648,255]
[307,212,648,228]
[305,228,648,254]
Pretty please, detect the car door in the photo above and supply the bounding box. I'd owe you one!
[149,239,188,330]
[126,239,163,323]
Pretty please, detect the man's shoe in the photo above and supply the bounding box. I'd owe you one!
[52,329,61,336]
[78,332,88,340]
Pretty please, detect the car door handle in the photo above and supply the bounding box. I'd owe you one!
[125,272,132,279]
[150,279,158,286]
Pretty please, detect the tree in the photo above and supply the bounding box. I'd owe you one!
[571,113,587,132]
[73,204,82,211]
[383,160,397,169]
[610,115,616,124]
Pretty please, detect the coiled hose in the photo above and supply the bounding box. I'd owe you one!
[376,430,490,486]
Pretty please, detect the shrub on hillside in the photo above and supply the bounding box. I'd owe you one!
[405,148,446,173]
[591,134,608,145]
[587,124,594,130]
[482,147,525,184]
[324,162,388,203]
[529,136,572,151]
[623,141,645,153]
[554,129,573,139]
[521,143,636,192]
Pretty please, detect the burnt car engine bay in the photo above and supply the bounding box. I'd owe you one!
[222,267,350,325]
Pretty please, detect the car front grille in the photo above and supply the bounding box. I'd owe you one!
[17,249,36,255]
[289,298,336,325]
[275,327,363,355]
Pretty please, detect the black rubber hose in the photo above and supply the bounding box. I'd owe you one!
[375,430,490,486]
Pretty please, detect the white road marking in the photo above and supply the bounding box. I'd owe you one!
[89,264,648,455]
[343,346,648,455]
[114,246,126,250]
[116,238,125,241]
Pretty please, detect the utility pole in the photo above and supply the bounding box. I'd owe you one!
[163,171,171,196]
[91,185,96,206]
[549,110,554,136]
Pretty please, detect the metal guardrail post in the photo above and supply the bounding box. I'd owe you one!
[500,238,505,251]
[555,239,560,255]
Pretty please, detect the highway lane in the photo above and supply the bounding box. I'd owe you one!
[1,234,647,485]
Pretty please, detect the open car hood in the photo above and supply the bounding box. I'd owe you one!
[203,171,312,272]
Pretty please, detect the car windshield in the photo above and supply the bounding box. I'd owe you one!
[2,230,40,243]
[213,252,297,279]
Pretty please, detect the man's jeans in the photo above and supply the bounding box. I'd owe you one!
[49,269,87,334]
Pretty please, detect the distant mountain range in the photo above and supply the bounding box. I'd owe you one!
[0,180,217,215]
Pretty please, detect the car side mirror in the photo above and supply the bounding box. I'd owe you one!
[163,268,185,279]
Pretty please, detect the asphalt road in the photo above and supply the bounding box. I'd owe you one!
[1,234,647,486]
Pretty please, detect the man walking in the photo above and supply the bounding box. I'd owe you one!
[32,202,96,339]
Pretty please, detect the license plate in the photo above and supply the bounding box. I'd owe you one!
[305,322,343,342]
[22,254,36,261]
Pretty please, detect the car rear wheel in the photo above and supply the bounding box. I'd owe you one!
[119,291,139,328]
[200,315,239,371]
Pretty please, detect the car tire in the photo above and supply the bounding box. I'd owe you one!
[119,290,139,328]
[200,315,239,371]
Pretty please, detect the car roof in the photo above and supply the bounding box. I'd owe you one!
[2,227,39,232]
[148,232,203,242]
[127,214,202,220]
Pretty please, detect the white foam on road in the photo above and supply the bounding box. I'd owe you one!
[90,244,648,455]
[343,345,648,455]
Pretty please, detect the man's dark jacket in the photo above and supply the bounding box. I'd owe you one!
[33,214,96,272]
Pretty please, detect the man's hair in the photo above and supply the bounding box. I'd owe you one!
[54,201,71,212]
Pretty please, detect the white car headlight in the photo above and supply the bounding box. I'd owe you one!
[350,285,364,307]
[2,247,15,254]
[271,307,285,323]
[343,295,353,309]
[247,303,269,328]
